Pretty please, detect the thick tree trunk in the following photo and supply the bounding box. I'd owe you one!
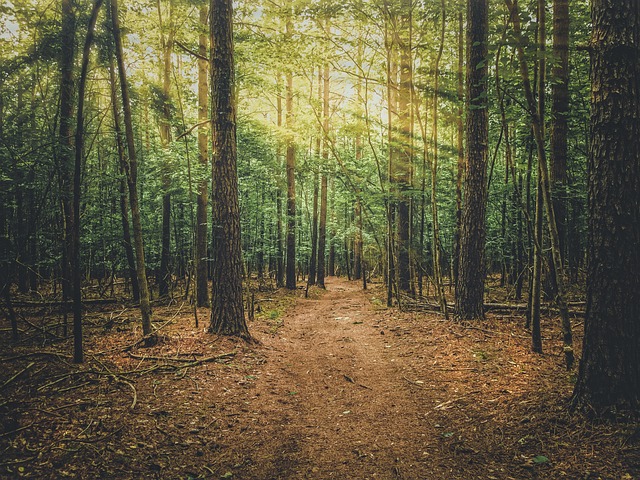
[572,0,640,412]
[456,0,489,320]
[196,4,210,307]
[111,0,154,338]
[208,0,249,338]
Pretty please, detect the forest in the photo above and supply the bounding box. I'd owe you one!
[0,0,638,478]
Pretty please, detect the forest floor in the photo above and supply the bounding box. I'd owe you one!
[1,276,639,479]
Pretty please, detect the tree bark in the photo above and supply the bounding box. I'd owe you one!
[196,3,210,307]
[208,0,249,338]
[571,0,640,412]
[456,0,489,320]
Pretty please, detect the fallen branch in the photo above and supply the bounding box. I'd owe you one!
[1,362,35,390]
[126,351,236,367]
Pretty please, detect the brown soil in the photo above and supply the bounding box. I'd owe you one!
[1,277,638,479]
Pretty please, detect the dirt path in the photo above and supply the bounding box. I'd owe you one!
[230,277,437,479]
[3,277,637,479]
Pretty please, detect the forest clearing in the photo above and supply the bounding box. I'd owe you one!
[1,277,638,479]
[1,0,639,478]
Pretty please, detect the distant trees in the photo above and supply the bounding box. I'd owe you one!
[7,0,636,383]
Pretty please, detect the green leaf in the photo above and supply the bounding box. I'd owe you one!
[533,455,549,464]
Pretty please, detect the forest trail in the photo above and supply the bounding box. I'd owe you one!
[242,277,432,479]
[2,278,636,479]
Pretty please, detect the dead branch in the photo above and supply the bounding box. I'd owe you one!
[1,362,35,390]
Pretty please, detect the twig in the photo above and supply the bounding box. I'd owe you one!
[0,422,35,438]
[126,351,236,367]
[1,362,35,390]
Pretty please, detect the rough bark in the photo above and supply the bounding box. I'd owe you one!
[208,0,249,339]
[572,0,640,412]
[456,0,489,320]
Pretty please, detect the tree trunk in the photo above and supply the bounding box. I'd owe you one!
[456,0,489,320]
[208,0,249,339]
[71,0,103,363]
[550,0,569,266]
[111,0,154,339]
[531,171,543,352]
[158,0,174,299]
[284,15,296,290]
[196,3,210,307]
[317,61,330,289]
[396,0,412,295]
[571,0,640,412]
[308,170,319,286]
[275,76,285,288]
[431,0,448,318]
[108,56,139,302]
[454,10,464,291]
[58,0,75,342]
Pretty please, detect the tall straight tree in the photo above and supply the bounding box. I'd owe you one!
[456,0,489,320]
[111,0,154,339]
[208,0,250,338]
[58,0,75,340]
[571,0,640,412]
[157,0,174,298]
[285,13,296,290]
[550,0,569,263]
[317,61,330,289]
[396,0,412,295]
[72,0,103,363]
[195,3,210,307]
